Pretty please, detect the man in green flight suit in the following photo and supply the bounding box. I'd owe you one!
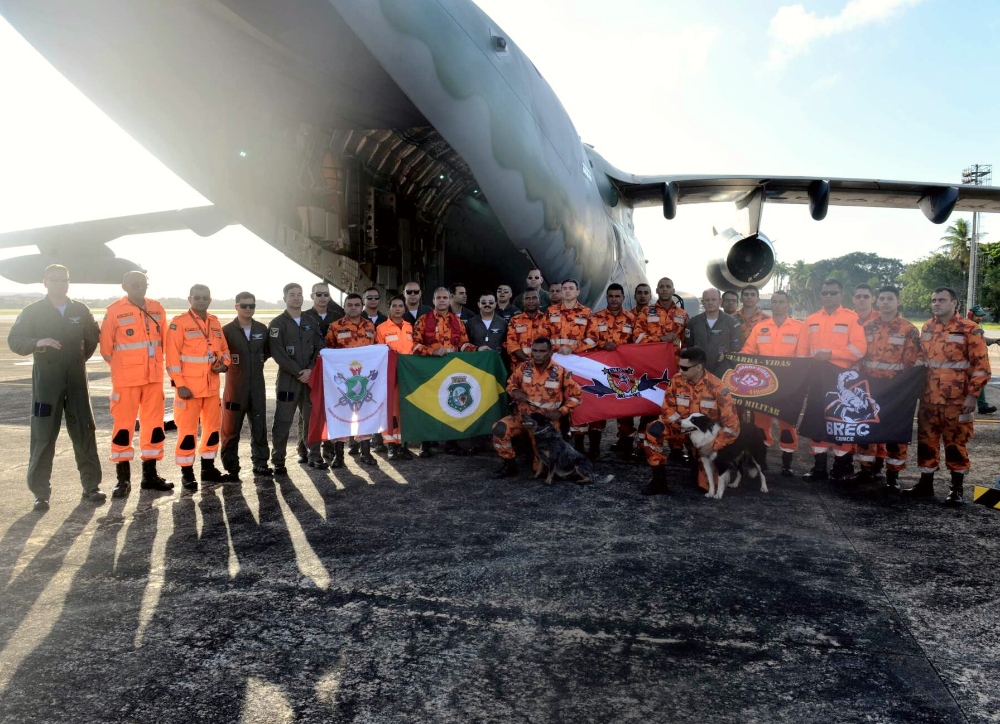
[8,264,106,510]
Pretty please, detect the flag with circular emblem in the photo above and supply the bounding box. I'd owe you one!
[397,351,507,442]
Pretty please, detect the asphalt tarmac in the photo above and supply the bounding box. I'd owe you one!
[1,314,999,723]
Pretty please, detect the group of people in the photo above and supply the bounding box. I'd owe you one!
[8,265,992,513]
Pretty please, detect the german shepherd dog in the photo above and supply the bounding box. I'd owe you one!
[679,413,768,500]
[522,413,614,486]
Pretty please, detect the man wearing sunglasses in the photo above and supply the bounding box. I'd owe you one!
[495,284,520,323]
[100,270,173,497]
[165,284,233,489]
[220,291,272,479]
[852,284,877,328]
[303,282,345,340]
[514,269,550,311]
[361,286,388,328]
[9,264,105,510]
[795,278,868,483]
[402,281,433,325]
[643,346,740,495]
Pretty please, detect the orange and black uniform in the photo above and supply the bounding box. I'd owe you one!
[505,309,549,361]
[412,311,476,355]
[634,300,688,348]
[741,315,804,454]
[376,318,415,444]
[855,314,920,472]
[325,317,376,349]
[795,305,867,456]
[493,358,582,469]
[917,314,991,473]
[545,302,597,354]
[100,297,167,463]
[644,372,740,490]
[165,310,231,467]
[589,308,637,441]
[735,307,768,347]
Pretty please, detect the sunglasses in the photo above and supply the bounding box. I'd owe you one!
[46,277,69,282]
[821,291,841,296]
[854,293,871,299]
[192,295,210,302]
[239,303,256,310]
[405,290,421,295]
[364,295,379,300]
[527,275,541,280]
[678,364,698,370]
[313,292,330,297]
[481,302,495,305]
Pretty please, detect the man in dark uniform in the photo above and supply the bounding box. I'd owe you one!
[8,264,105,510]
[302,281,341,463]
[402,280,433,325]
[268,282,323,474]
[221,291,271,479]
[361,286,388,328]
[449,283,476,323]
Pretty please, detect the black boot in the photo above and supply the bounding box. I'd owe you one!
[140,459,174,491]
[830,453,854,482]
[387,443,400,461]
[871,458,885,483]
[587,431,602,461]
[417,441,433,458]
[781,452,794,477]
[358,440,378,466]
[442,440,464,455]
[573,435,586,454]
[371,434,388,453]
[668,446,690,463]
[944,472,964,507]
[181,466,198,490]
[348,438,360,456]
[902,472,934,498]
[641,466,669,496]
[200,458,230,484]
[849,466,874,487]
[113,461,131,498]
[803,453,828,482]
[496,459,518,478]
[330,441,345,469]
[885,469,901,493]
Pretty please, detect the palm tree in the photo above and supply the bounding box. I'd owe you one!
[938,218,981,276]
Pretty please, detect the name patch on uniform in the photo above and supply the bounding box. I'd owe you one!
[544,380,560,389]
[252,333,264,340]
[574,316,587,325]
[270,328,279,338]
[675,395,691,406]
[833,324,849,333]
[700,398,717,409]
[623,325,633,334]
[921,332,932,341]
[68,317,81,324]
[337,330,351,339]
[782,335,798,344]
[118,315,136,326]
[514,324,527,333]
[186,330,201,339]
[647,315,660,323]
[947,334,964,343]
[385,334,398,342]
[673,316,684,325]
[758,336,771,343]
[810,324,820,333]
[889,334,905,345]
[597,324,608,332]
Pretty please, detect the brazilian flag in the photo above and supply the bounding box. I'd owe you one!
[397,351,508,442]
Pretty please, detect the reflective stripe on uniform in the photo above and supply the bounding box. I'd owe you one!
[534,401,560,409]
[667,413,680,422]
[202,452,217,459]
[114,341,158,351]
[110,451,134,460]
[167,365,182,372]
[886,457,906,466]
[863,360,903,371]
[176,455,196,465]
[925,360,970,369]
[180,355,211,363]
[856,454,877,463]
[846,344,863,358]
[141,449,160,457]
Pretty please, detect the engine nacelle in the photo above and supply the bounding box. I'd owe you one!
[0,253,144,285]
[706,228,775,292]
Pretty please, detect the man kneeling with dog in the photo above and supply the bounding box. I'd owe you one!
[493,336,582,477]
[643,347,740,495]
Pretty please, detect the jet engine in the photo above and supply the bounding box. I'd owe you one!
[705,227,775,291]
[0,251,143,285]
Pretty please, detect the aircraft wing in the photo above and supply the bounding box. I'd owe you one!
[606,172,1000,225]
[0,205,234,249]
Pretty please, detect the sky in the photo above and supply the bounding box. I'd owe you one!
[1,0,999,300]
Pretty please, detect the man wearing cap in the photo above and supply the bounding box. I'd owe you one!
[969,305,996,414]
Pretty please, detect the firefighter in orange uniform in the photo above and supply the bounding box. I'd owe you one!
[505,289,548,365]
[493,337,583,477]
[324,292,378,467]
[100,271,174,496]
[412,287,477,356]
[545,278,596,452]
[634,277,689,461]
[735,284,769,347]
[376,295,415,461]
[165,284,232,490]
[795,279,867,482]
[851,286,920,490]
[904,286,991,506]
[740,290,803,477]
[632,283,652,315]
[589,283,637,460]
[643,346,740,495]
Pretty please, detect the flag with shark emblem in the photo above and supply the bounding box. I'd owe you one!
[561,343,676,425]
[309,346,390,441]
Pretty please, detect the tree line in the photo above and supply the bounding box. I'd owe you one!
[773,219,997,317]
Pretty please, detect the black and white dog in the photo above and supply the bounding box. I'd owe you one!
[679,413,768,500]
[522,413,614,486]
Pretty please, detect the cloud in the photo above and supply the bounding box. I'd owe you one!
[809,73,842,91]
[766,0,922,69]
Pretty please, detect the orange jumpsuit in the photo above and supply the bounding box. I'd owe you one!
[412,311,476,355]
[917,314,991,473]
[376,318,414,443]
[324,317,376,349]
[735,307,768,346]
[853,314,920,472]
[741,315,804,453]
[545,302,597,354]
[795,305,867,456]
[505,310,549,361]
[634,300,688,347]
[165,310,231,467]
[644,372,740,490]
[100,297,168,463]
[589,308,637,440]
[493,358,582,469]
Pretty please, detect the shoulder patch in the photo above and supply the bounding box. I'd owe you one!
[270,328,280,338]
[169,323,177,330]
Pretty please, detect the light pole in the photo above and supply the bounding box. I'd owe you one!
[962,164,992,311]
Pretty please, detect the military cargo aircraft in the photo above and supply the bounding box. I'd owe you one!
[1,0,999,307]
